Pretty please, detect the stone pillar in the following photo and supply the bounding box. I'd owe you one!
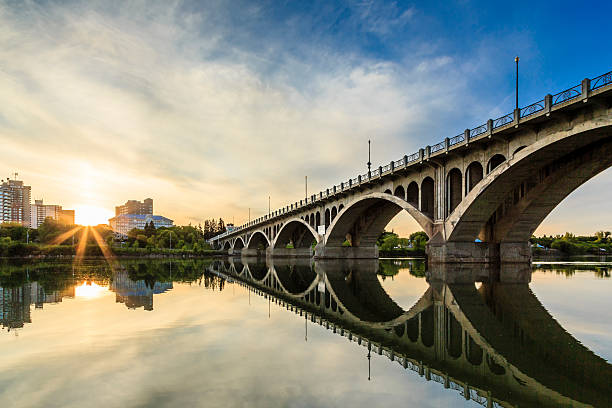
[314,243,378,259]
[426,241,531,264]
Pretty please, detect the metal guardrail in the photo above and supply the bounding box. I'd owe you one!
[430,141,445,153]
[449,133,464,146]
[591,70,612,91]
[492,113,513,129]
[552,84,581,105]
[209,68,612,242]
[470,123,488,138]
[520,99,545,118]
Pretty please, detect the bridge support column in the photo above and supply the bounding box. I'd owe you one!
[241,248,264,257]
[314,244,379,259]
[426,241,531,264]
[267,247,313,258]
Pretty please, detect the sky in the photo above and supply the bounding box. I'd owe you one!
[0,0,610,234]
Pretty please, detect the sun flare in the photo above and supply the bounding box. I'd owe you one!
[74,205,113,226]
[74,282,107,299]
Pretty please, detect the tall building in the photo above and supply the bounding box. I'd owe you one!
[115,198,153,216]
[0,177,31,227]
[30,200,76,229]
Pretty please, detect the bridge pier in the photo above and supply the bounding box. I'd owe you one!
[241,248,265,257]
[314,243,379,259]
[266,247,313,258]
[426,241,531,264]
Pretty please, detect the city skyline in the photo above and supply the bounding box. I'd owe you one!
[1,1,611,235]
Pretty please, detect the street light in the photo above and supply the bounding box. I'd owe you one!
[367,140,371,173]
[515,56,519,111]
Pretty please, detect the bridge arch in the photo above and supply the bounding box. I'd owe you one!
[324,193,434,249]
[234,236,246,249]
[446,168,462,216]
[487,154,506,174]
[273,218,320,249]
[331,206,338,221]
[406,181,419,207]
[446,124,612,243]
[421,177,435,217]
[394,185,405,200]
[247,230,270,249]
[223,241,231,251]
[325,208,331,229]
[465,161,484,194]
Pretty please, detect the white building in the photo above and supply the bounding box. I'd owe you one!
[108,214,174,235]
[30,200,75,229]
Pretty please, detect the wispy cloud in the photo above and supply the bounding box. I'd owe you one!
[1,0,606,233]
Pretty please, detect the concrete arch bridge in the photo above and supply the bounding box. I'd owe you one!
[208,258,612,408]
[209,69,612,263]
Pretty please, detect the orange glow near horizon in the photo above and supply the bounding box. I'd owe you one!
[90,226,116,269]
[75,227,90,261]
[50,226,83,245]
[74,205,113,226]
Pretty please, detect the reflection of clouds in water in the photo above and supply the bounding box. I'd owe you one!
[0,282,469,408]
[531,269,612,361]
[377,267,428,310]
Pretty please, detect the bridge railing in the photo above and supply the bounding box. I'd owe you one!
[209,67,612,242]
[520,99,545,118]
[470,123,488,139]
[449,133,465,146]
[552,83,582,105]
[591,70,612,91]
[430,141,445,153]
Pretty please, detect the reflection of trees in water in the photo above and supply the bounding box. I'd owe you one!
[533,264,611,278]
[378,259,426,279]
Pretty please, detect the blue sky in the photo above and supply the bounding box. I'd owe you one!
[0,0,610,233]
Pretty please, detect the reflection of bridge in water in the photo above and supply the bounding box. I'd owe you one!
[210,258,612,408]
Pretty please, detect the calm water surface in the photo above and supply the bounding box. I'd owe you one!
[0,258,610,408]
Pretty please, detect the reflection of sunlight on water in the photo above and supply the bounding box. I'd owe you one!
[75,282,107,299]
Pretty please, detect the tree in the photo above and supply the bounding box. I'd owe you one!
[144,221,156,237]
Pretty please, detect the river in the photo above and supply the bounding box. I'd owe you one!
[0,258,610,407]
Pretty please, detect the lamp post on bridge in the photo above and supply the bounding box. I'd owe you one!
[367,139,371,174]
[515,56,519,111]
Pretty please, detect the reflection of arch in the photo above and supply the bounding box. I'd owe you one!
[247,263,269,281]
[273,264,317,296]
[465,161,483,194]
[247,230,270,249]
[421,177,435,218]
[273,218,320,249]
[394,185,405,200]
[325,193,434,248]
[487,154,506,173]
[406,181,418,207]
[446,168,462,216]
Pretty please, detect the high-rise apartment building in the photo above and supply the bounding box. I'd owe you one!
[30,200,76,229]
[115,198,153,216]
[0,178,31,227]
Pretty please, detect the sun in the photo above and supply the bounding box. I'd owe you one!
[75,282,107,299]
[74,205,114,226]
